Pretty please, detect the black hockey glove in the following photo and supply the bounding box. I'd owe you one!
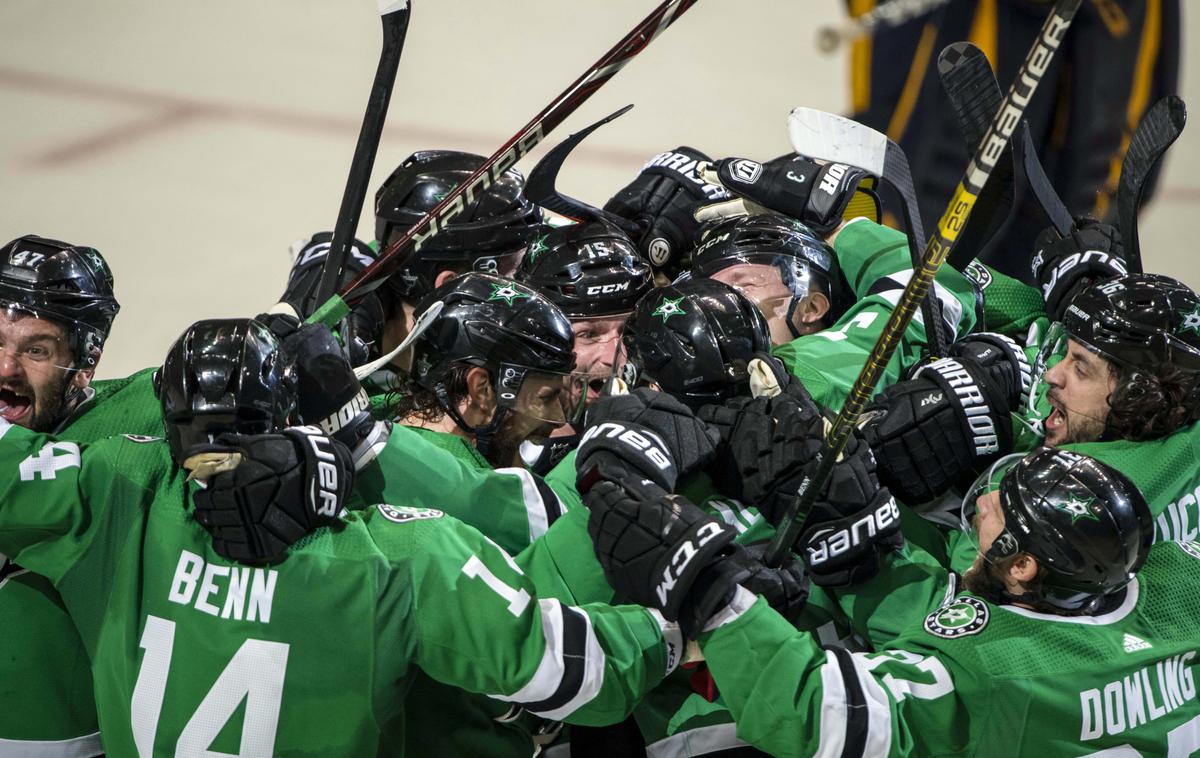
[1031,218,1127,321]
[603,146,731,278]
[585,481,739,637]
[731,541,810,624]
[263,317,375,450]
[697,154,876,235]
[576,389,720,495]
[861,353,1014,505]
[944,332,1032,408]
[191,426,355,565]
[279,231,385,366]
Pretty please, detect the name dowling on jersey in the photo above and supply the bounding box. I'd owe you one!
[1079,652,1198,741]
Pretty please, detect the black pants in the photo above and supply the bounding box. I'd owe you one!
[847,0,1181,281]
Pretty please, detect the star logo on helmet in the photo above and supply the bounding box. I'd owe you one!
[488,283,530,306]
[652,296,686,323]
[433,182,460,203]
[1056,496,1100,524]
[1179,304,1200,336]
[526,233,550,262]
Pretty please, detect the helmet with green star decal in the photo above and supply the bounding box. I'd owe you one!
[408,273,583,426]
[516,220,653,318]
[615,278,771,410]
[374,150,543,301]
[968,447,1152,614]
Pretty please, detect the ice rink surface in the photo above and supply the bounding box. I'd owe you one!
[1,0,1197,378]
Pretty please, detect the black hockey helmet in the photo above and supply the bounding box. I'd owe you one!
[516,220,653,319]
[156,318,296,465]
[1059,273,1200,375]
[375,150,543,300]
[0,235,120,369]
[411,273,582,427]
[616,278,772,410]
[691,214,846,335]
[968,447,1153,614]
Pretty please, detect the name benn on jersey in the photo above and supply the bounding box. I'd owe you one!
[1079,651,1197,740]
[168,550,278,624]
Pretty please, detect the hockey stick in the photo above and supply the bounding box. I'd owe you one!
[784,109,948,357]
[938,41,1019,269]
[306,0,701,328]
[765,0,1082,567]
[1018,121,1074,236]
[1116,95,1187,273]
[314,0,413,309]
[817,0,955,54]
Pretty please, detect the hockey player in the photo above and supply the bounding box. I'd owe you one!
[0,316,686,755]
[515,219,654,474]
[0,234,137,756]
[371,150,543,374]
[589,426,1200,756]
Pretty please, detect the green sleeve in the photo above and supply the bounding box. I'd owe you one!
[357,424,566,553]
[701,592,974,758]
[831,544,951,647]
[405,513,679,726]
[545,449,584,513]
[962,261,1047,336]
[65,367,164,440]
[773,220,979,411]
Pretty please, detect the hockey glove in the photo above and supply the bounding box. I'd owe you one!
[267,319,375,450]
[191,426,355,565]
[279,232,385,366]
[861,353,1014,505]
[585,481,739,637]
[576,389,719,495]
[603,146,731,278]
[1031,218,1127,321]
[730,541,810,624]
[696,154,876,235]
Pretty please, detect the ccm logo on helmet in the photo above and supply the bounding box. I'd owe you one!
[580,422,672,470]
[586,282,631,295]
[656,521,725,606]
[301,429,341,518]
[805,497,900,567]
[925,358,1000,456]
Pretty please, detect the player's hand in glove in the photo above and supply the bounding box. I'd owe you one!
[730,541,810,624]
[1032,218,1127,321]
[586,481,805,636]
[259,316,375,450]
[603,146,731,278]
[861,342,1020,505]
[276,232,385,367]
[191,426,355,565]
[696,154,878,235]
[576,388,720,495]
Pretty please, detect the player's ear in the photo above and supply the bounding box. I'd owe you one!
[433,269,458,289]
[798,292,831,326]
[71,366,95,390]
[464,366,497,416]
[1009,553,1039,584]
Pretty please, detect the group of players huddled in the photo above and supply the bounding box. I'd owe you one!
[2,127,1200,758]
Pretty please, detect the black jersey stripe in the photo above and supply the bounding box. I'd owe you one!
[829,646,870,758]
[521,603,590,715]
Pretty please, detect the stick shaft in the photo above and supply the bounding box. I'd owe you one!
[315,7,411,309]
[766,0,1083,567]
[310,0,699,326]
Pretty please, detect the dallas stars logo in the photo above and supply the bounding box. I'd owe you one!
[526,233,549,262]
[1056,496,1099,524]
[488,283,530,306]
[1179,304,1200,336]
[433,182,459,203]
[652,296,686,323]
[924,596,989,638]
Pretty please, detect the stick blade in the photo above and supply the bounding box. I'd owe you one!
[787,107,887,176]
[1118,95,1188,271]
[378,0,409,15]
[938,42,998,153]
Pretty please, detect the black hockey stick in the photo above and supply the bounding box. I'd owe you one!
[313,1,412,309]
[817,0,955,54]
[785,108,948,357]
[307,0,701,328]
[765,0,1082,567]
[1117,95,1187,273]
[937,41,1019,270]
[1018,120,1074,236]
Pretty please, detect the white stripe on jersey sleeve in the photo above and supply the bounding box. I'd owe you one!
[849,652,895,757]
[495,466,551,543]
[813,649,849,758]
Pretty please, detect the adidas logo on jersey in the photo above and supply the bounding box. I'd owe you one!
[1123,633,1152,653]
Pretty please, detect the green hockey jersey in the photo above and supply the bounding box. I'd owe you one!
[0,366,165,756]
[702,541,1200,758]
[0,421,678,756]
[773,219,980,412]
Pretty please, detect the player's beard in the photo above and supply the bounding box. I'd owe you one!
[1045,389,1107,446]
[2,370,69,433]
[482,410,555,469]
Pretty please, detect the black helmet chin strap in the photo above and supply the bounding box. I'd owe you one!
[434,381,509,459]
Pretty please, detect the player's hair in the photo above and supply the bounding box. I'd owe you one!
[388,363,474,424]
[1106,361,1200,441]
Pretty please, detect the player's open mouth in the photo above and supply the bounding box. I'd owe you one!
[586,378,607,399]
[1046,397,1066,435]
[0,388,32,423]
